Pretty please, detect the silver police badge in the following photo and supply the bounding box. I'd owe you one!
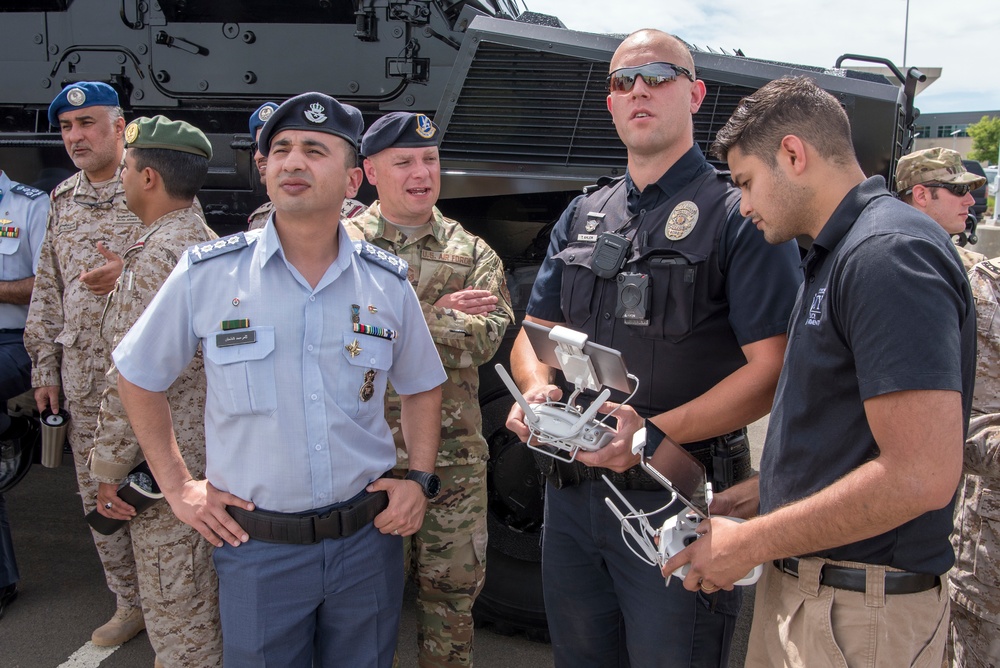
[67,87,86,106]
[665,201,699,240]
[258,106,273,123]
[415,114,436,139]
[304,103,327,124]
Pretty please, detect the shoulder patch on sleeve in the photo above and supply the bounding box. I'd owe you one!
[10,183,46,200]
[354,240,408,280]
[976,258,1000,280]
[190,232,249,263]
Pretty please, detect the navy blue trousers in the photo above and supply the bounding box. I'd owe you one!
[542,479,739,667]
[0,329,31,589]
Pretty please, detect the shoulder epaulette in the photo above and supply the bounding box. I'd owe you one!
[355,240,408,280]
[583,175,625,195]
[10,183,46,200]
[976,258,1000,280]
[52,174,80,198]
[190,232,249,263]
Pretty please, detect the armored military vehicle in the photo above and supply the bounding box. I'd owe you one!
[0,0,924,635]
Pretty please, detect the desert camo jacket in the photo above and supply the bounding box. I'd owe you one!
[950,257,1000,625]
[90,206,217,482]
[348,203,513,468]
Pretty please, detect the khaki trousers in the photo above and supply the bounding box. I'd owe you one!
[745,558,949,668]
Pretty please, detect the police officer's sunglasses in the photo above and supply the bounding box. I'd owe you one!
[924,182,974,197]
[607,62,696,93]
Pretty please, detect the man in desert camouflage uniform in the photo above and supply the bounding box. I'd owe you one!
[349,111,512,667]
[246,101,364,230]
[948,254,1000,667]
[23,81,147,646]
[89,116,221,668]
[896,147,987,270]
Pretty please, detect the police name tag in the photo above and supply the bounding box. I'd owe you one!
[577,234,598,243]
[216,330,256,347]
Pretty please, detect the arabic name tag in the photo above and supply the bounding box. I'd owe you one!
[216,330,257,348]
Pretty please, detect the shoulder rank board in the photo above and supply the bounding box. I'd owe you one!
[355,240,408,280]
[190,233,249,263]
[10,183,46,200]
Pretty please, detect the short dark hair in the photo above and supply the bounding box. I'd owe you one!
[712,76,856,167]
[131,147,208,200]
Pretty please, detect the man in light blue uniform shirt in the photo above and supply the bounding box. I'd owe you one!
[0,169,48,621]
[114,93,446,667]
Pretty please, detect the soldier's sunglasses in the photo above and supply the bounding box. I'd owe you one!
[607,62,695,93]
[924,182,974,197]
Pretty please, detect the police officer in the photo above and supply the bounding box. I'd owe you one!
[247,101,364,230]
[896,147,987,271]
[505,30,801,666]
[0,168,48,622]
[89,116,221,667]
[113,92,447,667]
[350,112,513,667]
[23,81,147,646]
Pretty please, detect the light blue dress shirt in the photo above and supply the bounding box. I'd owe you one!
[114,221,446,512]
[0,172,49,329]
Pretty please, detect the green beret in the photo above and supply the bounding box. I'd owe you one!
[124,115,213,160]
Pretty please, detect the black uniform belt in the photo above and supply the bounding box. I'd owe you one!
[774,557,939,595]
[227,491,389,545]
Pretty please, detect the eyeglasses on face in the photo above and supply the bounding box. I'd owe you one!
[924,182,974,197]
[607,62,695,93]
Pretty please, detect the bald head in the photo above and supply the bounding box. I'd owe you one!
[610,30,695,76]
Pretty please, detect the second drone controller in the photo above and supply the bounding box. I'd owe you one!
[528,403,615,452]
[656,515,763,586]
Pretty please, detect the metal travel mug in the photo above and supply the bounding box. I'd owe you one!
[39,409,70,468]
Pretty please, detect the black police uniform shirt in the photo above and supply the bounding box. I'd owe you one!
[527,145,802,417]
[759,176,976,576]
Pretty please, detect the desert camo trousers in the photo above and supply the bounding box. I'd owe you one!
[396,463,488,668]
[68,399,140,611]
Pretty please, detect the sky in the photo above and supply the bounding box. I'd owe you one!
[522,0,1000,115]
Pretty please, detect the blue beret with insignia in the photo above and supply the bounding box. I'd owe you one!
[48,82,120,127]
[258,92,364,154]
[249,102,279,137]
[361,112,439,158]
[190,232,250,263]
[354,240,408,280]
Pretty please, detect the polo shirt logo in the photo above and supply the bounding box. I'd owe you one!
[806,288,826,326]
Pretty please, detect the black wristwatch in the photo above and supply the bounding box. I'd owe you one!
[405,470,441,499]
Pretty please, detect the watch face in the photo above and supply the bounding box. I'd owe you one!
[426,474,441,498]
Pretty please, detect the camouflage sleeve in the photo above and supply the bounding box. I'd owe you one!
[89,365,138,483]
[23,198,66,388]
[423,240,514,369]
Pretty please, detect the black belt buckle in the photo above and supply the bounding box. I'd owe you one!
[311,508,343,542]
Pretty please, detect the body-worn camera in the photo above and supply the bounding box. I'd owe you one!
[616,272,649,325]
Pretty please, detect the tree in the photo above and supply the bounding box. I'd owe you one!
[967,115,1000,164]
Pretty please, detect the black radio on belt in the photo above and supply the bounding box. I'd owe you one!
[591,232,631,279]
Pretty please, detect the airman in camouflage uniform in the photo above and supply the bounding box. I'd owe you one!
[89,116,221,667]
[23,82,147,646]
[350,112,513,667]
[948,257,1000,667]
[896,147,987,271]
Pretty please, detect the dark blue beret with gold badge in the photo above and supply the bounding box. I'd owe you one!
[360,112,439,158]
[48,81,120,127]
[258,92,364,154]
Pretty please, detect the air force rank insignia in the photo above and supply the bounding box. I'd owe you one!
[190,233,249,263]
[305,103,327,124]
[355,240,408,280]
[415,114,436,139]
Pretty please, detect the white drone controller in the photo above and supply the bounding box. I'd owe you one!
[495,323,638,462]
[603,428,763,587]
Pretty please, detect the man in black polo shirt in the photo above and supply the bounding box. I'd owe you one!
[505,29,801,666]
[664,76,975,667]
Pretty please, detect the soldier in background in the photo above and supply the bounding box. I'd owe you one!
[247,101,364,230]
[349,111,513,666]
[949,255,1000,666]
[89,116,221,668]
[24,81,146,646]
[896,147,987,270]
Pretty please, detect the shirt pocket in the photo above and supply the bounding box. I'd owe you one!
[204,326,277,417]
[555,244,599,327]
[54,327,96,400]
[338,333,393,418]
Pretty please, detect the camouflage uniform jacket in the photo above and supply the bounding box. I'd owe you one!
[24,161,144,402]
[248,198,367,231]
[956,243,986,272]
[950,257,1000,624]
[348,203,513,467]
[90,206,217,483]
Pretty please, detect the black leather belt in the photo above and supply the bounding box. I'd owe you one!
[227,490,389,545]
[774,557,939,595]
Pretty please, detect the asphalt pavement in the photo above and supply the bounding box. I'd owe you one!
[0,417,767,668]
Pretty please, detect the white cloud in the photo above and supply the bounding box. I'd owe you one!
[524,0,1000,113]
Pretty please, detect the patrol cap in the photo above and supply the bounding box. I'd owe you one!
[896,147,987,193]
[258,92,364,153]
[361,112,439,158]
[124,116,213,160]
[48,81,120,127]
[248,102,279,137]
